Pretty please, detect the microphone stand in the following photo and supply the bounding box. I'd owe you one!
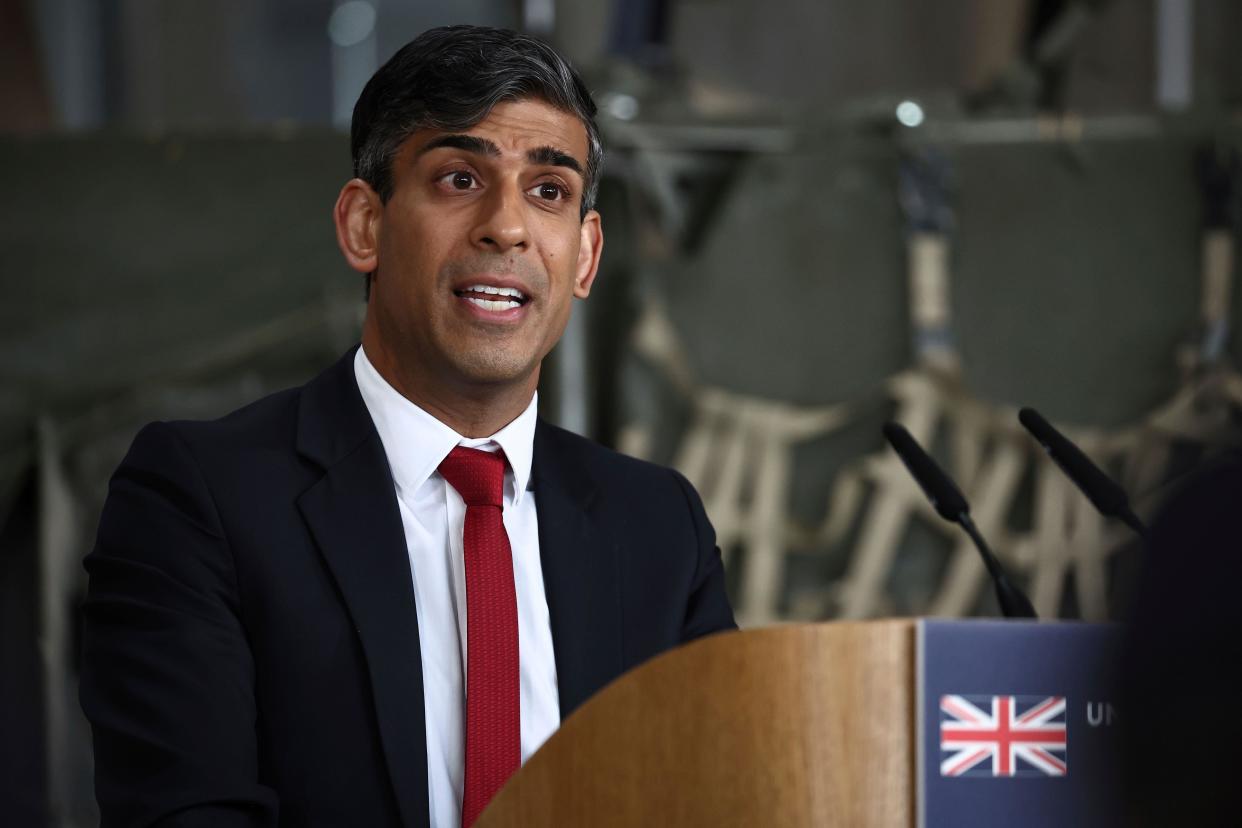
[958,512,1038,619]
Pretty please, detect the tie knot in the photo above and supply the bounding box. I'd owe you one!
[438,446,506,507]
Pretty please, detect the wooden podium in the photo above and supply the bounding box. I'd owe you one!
[477,621,916,827]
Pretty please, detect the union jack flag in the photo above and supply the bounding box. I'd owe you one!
[939,694,1067,777]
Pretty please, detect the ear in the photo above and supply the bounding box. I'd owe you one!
[572,210,603,299]
[333,178,382,273]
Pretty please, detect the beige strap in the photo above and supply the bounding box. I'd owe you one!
[908,233,961,374]
[736,415,794,627]
[37,418,85,813]
[629,297,696,395]
[1202,230,1233,322]
[675,392,849,624]
[620,294,1242,626]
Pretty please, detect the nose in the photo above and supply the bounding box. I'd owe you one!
[470,180,529,253]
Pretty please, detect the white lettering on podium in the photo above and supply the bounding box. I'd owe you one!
[1086,702,1118,727]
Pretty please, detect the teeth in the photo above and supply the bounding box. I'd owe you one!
[464,284,526,300]
[466,297,522,312]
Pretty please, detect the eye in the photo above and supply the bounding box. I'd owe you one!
[438,170,479,191]
[530,181,568,202]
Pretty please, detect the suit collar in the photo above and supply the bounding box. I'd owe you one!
[295,347,430,828]
[296,345,375,470]
[531,419,598,511]
[532,421,623,717]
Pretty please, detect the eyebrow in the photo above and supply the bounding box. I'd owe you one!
[418,134,500,158]
[527,146,584,177]
[417,133,584,178]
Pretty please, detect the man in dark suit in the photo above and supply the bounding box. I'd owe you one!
[80,25,735,828]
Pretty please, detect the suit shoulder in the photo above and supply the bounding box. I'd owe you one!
[162,384,303,453]
[122,384,306,481]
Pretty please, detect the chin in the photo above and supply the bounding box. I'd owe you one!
[451,351,538,387]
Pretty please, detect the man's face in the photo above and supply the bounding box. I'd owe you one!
[359,98,602,400]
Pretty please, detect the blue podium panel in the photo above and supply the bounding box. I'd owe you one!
[918,620,1124,828]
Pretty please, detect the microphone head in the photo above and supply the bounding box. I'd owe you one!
[1019,407,1129,517]
[1016,407,1044,433]
[882,421,970,523]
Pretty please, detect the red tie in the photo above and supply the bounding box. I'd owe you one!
[438,446,520,827]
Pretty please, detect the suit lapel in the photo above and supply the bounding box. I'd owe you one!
[533,421,624,718]
[295,349,429,828]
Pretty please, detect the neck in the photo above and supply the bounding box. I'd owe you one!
[361,331,537,439]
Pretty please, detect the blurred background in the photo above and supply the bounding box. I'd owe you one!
[3,0,1242,823]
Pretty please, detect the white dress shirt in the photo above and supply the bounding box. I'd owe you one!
[354,347,560,828]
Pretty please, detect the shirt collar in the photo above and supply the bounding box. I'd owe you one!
[353,346,537,504]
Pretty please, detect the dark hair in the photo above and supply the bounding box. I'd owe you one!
[351,25,603,220]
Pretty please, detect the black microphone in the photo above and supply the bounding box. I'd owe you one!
[882,422,1037,619]
[1017,407,1147,537]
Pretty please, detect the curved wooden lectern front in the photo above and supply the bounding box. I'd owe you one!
[478,620,916,827]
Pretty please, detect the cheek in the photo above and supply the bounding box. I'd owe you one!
[379,219,446,289]
[544,231,580,274]
[542,286,576,344]
[383,199,446,253]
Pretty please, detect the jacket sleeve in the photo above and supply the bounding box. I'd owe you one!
[80,422,278,827]
[669,468,738,640]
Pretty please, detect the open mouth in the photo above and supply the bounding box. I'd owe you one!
[453,284,530,312]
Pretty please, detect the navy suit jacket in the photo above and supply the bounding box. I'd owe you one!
[80,348,736,827]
